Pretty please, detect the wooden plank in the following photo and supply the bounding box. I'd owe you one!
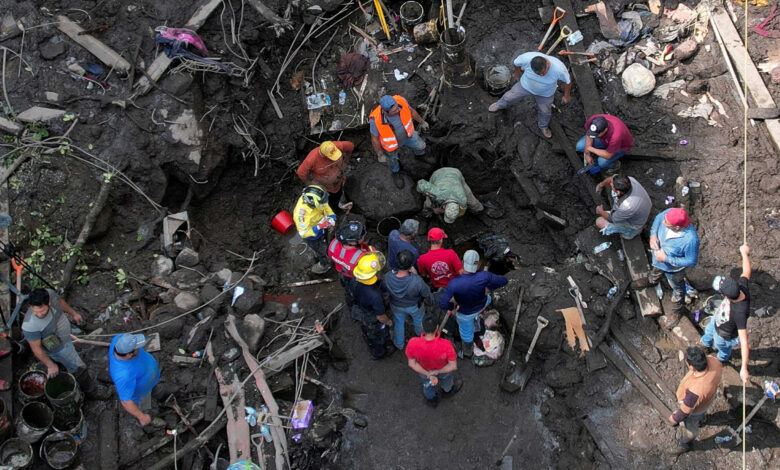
[610,322,677,404]
[710,6,780,152]
[56,16,130,73]
[99,405,118,470]
[262,338,324,378]
[213,368,252,463]
[0,150,11,416]
[133,0,222,95]
[582,416,626,469]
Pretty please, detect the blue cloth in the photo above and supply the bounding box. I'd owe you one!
[351,280,385,318]
[418,372,453,400]
[109,335,160,403]
[495,82,555,129]
[650,209,700,272]
[439,271,507,315]
[455,294,491,343]
[600,221,642,239]
[387,230,420,270]
[382,270,430,307]
[513,52,570,97]
[381,131,426,173]
[391,304,424,349]
[701,318,740,362]
[575,136,625,170]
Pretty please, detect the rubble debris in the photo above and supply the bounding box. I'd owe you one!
[56,15,130,73]
[621,63,655,97]
[15,107,67,123]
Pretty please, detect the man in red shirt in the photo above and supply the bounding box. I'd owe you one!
[296,141,354,210]
[417,228,463,290]
[575,114,633,174]
[406,315,462,407]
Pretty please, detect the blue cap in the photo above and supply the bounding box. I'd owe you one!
[115,333,146,354]
[380,95,397,111]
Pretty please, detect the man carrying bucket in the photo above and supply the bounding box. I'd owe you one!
[109,333,162,426]
[23,288,109,399]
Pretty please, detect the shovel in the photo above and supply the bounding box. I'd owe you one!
[503,315,549,392]
[500,288,524,391]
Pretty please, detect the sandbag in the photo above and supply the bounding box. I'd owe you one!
[621,63,656,97]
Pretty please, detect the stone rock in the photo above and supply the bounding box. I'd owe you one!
[161,73,194,97]
[215,268,232,286]
[152,257,174,278]
[44,92,61,103]
[40,38,66,60]
[175,248,200,268]
[589,275,612,296]
[199,284,226,311]
[234,286,264,314]
[154,308,185,340]
[241,314,266,354]
[344,162,421,220]
[353,416,368,428]
[673,38,698,61]
[170,269,202,290]
[174,291,200,311]
[16,106,67,123]
[158,289,176,304]
[771,66,780,84]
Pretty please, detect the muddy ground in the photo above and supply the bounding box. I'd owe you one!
[0,0,779,468]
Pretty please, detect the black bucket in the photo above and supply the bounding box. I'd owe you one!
[440,28,466,65]
[442,56,476,88]
[0,438,33,468]
[400,2,424,34]
[53,408,87,445]
[413,19,440,45]
[18,370,46,403]
[376,217,400,237]
[41,432,79,469]
[44,372,83,420]
[16,401,54,444]
[484,65,512,96]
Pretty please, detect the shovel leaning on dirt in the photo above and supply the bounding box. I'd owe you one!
[500,288,524,391]
[502,315,548,392]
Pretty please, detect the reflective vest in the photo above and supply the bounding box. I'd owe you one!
[369,95,414,152]
[328,238,368,277]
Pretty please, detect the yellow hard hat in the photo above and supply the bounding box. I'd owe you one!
[353,253,382,284]
[319,141,342,161]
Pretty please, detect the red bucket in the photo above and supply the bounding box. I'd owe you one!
[271,210,294,234]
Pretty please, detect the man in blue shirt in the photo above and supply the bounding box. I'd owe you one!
[109,333,161,426]
[439,250,507,357]
[488,52,571,138]
[647,208,700,326]
[387,219,420,271]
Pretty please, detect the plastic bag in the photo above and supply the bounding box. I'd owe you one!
[473,329,505,360]
[621,63,656,97]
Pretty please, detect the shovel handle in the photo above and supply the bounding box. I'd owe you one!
[538,7,566,51]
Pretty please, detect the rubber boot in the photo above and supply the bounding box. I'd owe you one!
[75,367,111,401]
[462,341,474,358]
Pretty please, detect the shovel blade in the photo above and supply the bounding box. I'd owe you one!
[500,361,531,392]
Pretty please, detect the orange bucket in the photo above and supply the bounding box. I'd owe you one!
[271,210,294,234]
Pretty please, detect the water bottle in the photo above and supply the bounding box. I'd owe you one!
[245,407,259,427]
[425,376,438,387]
[606,286,618,300]
[291,302,300,314]
[655,283,664,300]
[338,90,346,105]
[714,436,731,444]
[261,424,273,442]
[593,242,612,254]
[191,350,204,358]
[617,249,625,261]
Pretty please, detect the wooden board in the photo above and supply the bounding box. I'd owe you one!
[262,337,324,378]
[133,0,223,95]
[0,153,11,416]
[56,16,130,73]
[710,6,780,152]
[214,368,252,464]
[99,405,118,469]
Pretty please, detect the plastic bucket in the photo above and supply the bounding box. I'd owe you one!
[0,438,33,468]
[16,401,54,443]
[376,217,400,237]
[413,19,440,45]
[440,28,466,65]
[53,408,86,445]
[0,398,11,442]
[18,370,46,402]
[44,372,82,420]
[271,210,294,234]
[41,432,78,469]
[400,2,424,34]
[484,64,511,96]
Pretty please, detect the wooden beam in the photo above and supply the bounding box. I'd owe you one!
[56,16,130,73]
[213,367,252,463]
[710,5,780,152]
[133,0,222,96]
[262,338,324,378]
[610,323,677,404]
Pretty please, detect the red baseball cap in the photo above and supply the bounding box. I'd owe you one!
[665,208,690,227]
[427,227,447,241]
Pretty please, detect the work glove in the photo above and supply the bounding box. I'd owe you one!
[316,219,330,230]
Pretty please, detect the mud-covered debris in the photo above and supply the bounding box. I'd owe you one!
[241,314,266,354]
[16,106,67,123]
[175,247,200,268]
[173,291,200,311]
[151,257,174,278]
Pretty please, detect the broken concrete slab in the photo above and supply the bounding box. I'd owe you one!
[16,106,67,123]
[0,117,23,136]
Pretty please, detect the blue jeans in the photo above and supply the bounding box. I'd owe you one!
[650,267,686,306]
[49,341,86,372]
[701,319,740,362]
[385,131,426,173]
[495,82,554,129]
[417,372,453,400]
[455,294,491,343]
[391,304,424,349]
[601,221,642,239]
[575,136,626,170]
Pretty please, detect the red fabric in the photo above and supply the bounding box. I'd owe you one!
[585,114,633,155]
[417,248,462,289]
[328,238,368,277]
[405,335,456,371]
[665,208,690,227]
[296,141,354,193]
[427,227,447,241]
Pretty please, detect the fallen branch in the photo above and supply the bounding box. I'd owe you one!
[0,151,31,185]
[60,177,111,292]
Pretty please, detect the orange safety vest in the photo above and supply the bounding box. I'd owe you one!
[369,95,415,152]
[328,238,368,277]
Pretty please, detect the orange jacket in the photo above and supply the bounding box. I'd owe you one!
[296,141,354,193]
[369,95,414,152]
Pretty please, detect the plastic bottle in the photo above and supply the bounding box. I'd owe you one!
[655,283,664,300]
[606,286,618,300]
[260,424,273,442]
[291,302,300,314]
[593,242,612,254]
[425,376,438,387]
[338,90,346,105]
[191,350,204,358]
[617,249,625,261]
[714,436,731,444]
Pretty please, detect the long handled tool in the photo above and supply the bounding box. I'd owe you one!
[525,316,549,362]
[538,7,566,51]
[500,288,524,391]
[559,51,595,56]
[373,0,391,40]
[437,304,458,335]
[503,315,549,392]
[546,25,573,55]
[725,380,778,445]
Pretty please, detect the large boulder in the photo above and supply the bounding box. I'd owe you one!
[345,162,421,220]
